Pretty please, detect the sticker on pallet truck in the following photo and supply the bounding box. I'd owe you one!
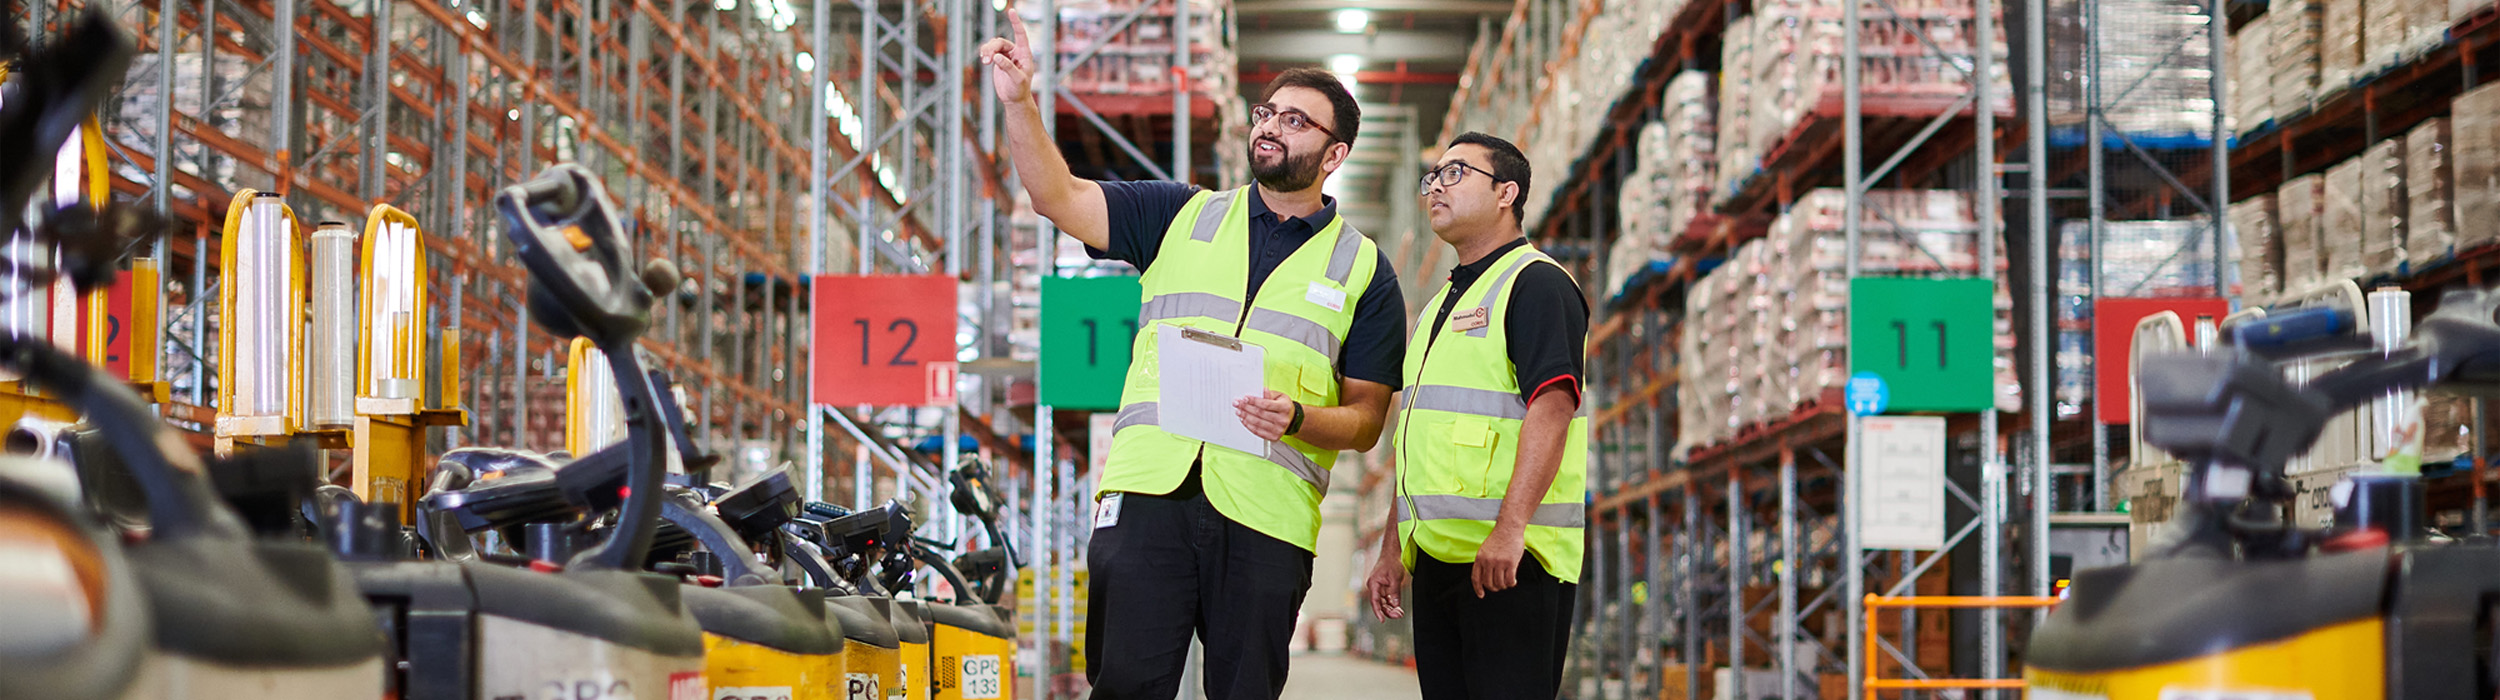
[713,687,794,700]
[847,673,882,700]
[959,655,1003,699]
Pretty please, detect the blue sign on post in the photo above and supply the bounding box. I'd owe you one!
[1846,372,1890,416]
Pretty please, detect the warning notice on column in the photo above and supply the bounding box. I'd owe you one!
[1857,416,1946,551]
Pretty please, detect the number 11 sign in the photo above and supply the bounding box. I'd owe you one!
[1848,277,1995,413]
[812,274,958,406]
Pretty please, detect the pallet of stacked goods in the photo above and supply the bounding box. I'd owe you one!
[2454,82,2500,253]
[2324,0,2366,91]
[2359,137,2409,277]
[2324,157,2371,281]
[2056,229,2094,418]
[2276,0,2328,115]
[1716,13,1760,204]
[2406,118,2455,270]
[2278,173,2330,291]
[2050,0,2217,141]
[2368,0,2411,73]
[2232,195,2283,306]
[1662,71,1718,235]
[2235,12,2276,135]
[1605,122,1676,297]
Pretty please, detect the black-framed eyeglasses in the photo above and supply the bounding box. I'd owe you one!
[1418,161,1503,195]
[1250,103,1340,142]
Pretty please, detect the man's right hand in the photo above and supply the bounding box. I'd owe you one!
[978,12,1038,104]
[1365,543,1407,620]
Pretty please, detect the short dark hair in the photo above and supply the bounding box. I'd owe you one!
[1449,132,1533,226]
[1261,68,1361,147]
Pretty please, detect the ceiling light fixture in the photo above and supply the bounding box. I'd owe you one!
[1332,9,1370,33]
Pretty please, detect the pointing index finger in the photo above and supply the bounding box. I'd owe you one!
[1007,10,1030,47]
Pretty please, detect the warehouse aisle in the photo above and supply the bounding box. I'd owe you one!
[1280,653,1421,699]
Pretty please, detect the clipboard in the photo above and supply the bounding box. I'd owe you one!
[1157,325,1270,456]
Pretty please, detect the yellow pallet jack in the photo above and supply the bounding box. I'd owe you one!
[2027,285,2500,699]
[320,165,710,699]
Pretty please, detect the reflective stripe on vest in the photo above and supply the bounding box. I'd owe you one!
[1106,400,1332,492]
[1394,494,1587,528]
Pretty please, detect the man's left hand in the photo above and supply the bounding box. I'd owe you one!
[1472,524,1526,598]
[1234,389,1296,440]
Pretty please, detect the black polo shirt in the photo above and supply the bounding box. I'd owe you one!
[1090,180,1408,390]
[1422,238,1589,403]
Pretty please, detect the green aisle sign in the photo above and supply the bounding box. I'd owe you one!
[1040,275,1144,410]
[1848,277,1995,412]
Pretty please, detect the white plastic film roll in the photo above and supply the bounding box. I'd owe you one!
[308,222,356,427]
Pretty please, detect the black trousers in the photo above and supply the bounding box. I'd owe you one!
[1410,551,1577,700]
[1084,471,1314,700]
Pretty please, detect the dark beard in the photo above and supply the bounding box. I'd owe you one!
[1248,138,1324,192]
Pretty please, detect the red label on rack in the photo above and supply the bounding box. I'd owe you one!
[811,275,958,406]
[2092,297,2231,424]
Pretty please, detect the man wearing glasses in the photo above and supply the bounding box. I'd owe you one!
[1364,132,1588,700]
[981,14,1406,700]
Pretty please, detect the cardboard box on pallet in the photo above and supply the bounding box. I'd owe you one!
[2455,82,2500,252]
[2233,195,2283,305]
[2406,118,2455,269]
[2360,138,2409,277]
[2324,158,2370,281]
[2279,173,2329,291]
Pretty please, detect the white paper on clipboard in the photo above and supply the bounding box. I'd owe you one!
[1156,325,1270,456]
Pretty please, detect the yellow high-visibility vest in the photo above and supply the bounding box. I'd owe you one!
[1097,187,1380,552]
[1393,243,1589,582]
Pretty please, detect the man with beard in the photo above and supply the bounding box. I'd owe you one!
[1365,132,1588,700]
[981,13,1405,700]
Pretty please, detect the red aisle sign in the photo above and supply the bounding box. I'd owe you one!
[75,274,136,377]
[812,275,958,406]
[2092,297,2230,424]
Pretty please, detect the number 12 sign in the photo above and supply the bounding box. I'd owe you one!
[812,275,958,406]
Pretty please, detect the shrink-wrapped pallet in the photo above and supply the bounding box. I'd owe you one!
[2405,118,2454,269]
[2455,82,2500,252]
[2358,138,2408,276]
[2279,174,2329,292]
[2232,195,2283,305]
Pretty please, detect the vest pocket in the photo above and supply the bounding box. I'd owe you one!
[1446,416,1499,497]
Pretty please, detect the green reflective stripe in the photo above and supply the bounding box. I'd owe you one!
[1325,224,1363,285]
[1139,292,1240,325]
[1466,252,1554,338]
[1267,441,1330,492]
[1244,308,1341,359]
[1403,493,1584,528]
[1190,190,1237,242]
[1407,384,1526,420]
[1114,403,1158,433]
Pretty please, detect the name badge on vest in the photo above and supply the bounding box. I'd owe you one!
[1306,281,1348,312]
[1451,306,1490,333]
